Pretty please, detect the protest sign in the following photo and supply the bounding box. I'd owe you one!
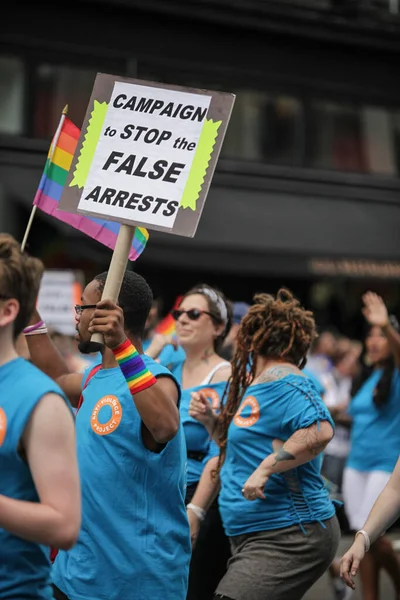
[59,74,235,237]
[37,270,83,336]
[58,74,234,346]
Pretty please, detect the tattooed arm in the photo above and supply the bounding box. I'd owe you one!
[242,421,333,500]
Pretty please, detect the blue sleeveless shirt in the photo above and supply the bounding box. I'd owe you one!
[0,357,67,600]
[171,360,228,485]
[53,355,191,600]
[219,374,336,537]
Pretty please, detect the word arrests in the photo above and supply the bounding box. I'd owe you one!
[77,81,212,229]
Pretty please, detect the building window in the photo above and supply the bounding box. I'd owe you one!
[0,56,25,135]
[33,64,98,138]
[309,101,400,176]
[221,91,304,166]
[309,101,367,172]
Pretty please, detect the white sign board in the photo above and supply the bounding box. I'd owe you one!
[37,270,81,336]
[79,83,211,229]
[59,74,235,237]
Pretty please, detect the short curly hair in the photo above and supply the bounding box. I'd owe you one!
[0,234,44,338]
[94,270,153,338]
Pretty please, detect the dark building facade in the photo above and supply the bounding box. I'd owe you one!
[1,0,400,329]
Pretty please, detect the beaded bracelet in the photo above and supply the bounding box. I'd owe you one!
[23,320,48,336]
[112,339,157,395]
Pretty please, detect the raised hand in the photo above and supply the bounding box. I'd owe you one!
[189,391,215,427]
[145,332,178,359]
[362,292,389,328]
[88,299,126,349]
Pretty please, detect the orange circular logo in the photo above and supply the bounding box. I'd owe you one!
[0,407,7,447]
[201,387,221,411]
[233,396,260,428]
[91,395,122,436]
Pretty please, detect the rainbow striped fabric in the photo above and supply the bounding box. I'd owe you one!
[154,296,183,336]
[33,117,149,260]
[113,339,157,395]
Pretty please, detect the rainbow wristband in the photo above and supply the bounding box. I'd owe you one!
[112,339,157,395]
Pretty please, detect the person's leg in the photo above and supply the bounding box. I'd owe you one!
[342,467,378,599]
[187,500,231,600]
[358,551,380,600]
[342,467,368,532]
[362,472,400,598]
[373,534,400,598]
[353,470,394,600]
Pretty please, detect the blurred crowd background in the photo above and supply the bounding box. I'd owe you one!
[0,1,399,343]
[1,0,400,430]
[2,4,400,597]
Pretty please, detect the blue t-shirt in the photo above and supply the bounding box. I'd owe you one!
[347,368,400,472]
[142,338,152,352]
[0,358,67,600]
[171,360,227,485]
[219,374,335,537]
[159,344,186,368]
[303,367,325,397]
[53,356,190,600]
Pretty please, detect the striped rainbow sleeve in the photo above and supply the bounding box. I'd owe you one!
[112,338,157,395]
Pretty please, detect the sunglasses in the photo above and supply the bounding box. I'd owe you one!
[74,304,97,315]
[171,308,213,322]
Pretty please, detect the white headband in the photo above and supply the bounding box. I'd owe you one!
[198,287,228,324]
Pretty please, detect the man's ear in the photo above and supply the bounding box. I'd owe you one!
[0,298,19,329]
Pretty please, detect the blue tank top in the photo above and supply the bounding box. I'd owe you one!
[219,374,336,537]
[0,357,67,600]
[347,368,400,472]
[53,355,191,600]
[171,360,228,485]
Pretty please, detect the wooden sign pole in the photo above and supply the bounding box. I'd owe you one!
[91,224,136,345]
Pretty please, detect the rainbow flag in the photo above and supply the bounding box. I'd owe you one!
[154,296,183,336]
[33,116,149,260]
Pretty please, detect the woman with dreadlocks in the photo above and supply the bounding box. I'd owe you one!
[189,289,340,600]
[340,292,400,600]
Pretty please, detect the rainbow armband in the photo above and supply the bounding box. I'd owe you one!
[112,339,157,395]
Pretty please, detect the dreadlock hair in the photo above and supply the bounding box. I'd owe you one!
[215,288,317,477]
[351,319,399,409]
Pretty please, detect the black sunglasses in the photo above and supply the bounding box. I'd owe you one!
[171,308,213,322]
[74,304,97,315]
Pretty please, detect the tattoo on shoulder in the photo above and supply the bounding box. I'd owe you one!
[272,446,295,466]
[257,365,300,384]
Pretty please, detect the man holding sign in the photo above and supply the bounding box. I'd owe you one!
[35,73,234,599]
[26,270,191,599]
